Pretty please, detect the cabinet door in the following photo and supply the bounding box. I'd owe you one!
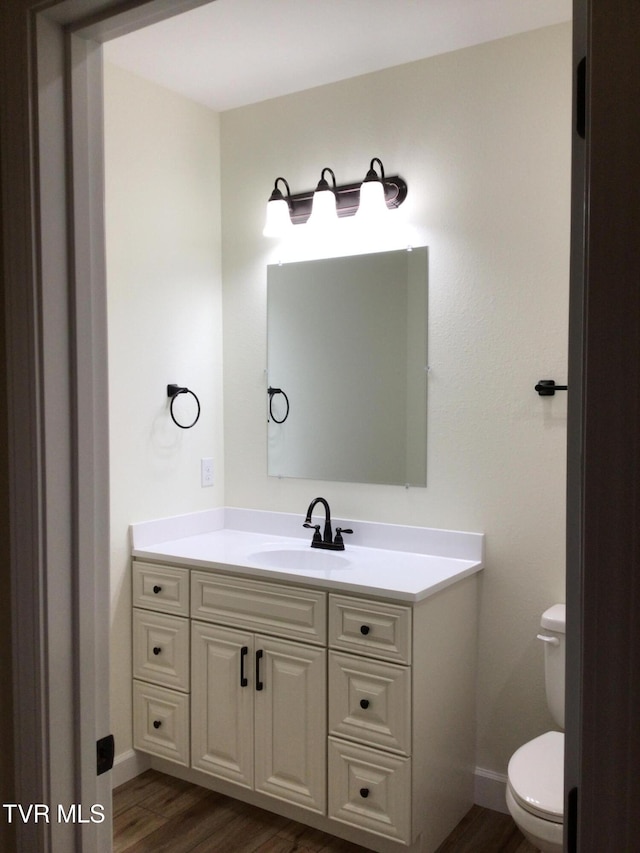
[328,651,411,755]
[132,562,190,616]
[133,680,189,767]
[328,737,411,844]
[191,621,254,788]
[254,636,326,814]
[133,609,190,692]
[329,594,412,664]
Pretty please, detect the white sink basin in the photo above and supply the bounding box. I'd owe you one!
[248,547,351,572]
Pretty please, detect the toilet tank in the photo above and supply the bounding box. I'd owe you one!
[539,604,566,728]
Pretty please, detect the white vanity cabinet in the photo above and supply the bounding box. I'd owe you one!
[131,556,479,853]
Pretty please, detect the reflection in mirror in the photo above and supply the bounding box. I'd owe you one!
[267,247,428,486]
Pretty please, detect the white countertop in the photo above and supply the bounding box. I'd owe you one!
[131,508,484,603]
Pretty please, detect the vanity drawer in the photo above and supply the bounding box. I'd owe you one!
[328,737,411,844]
[328,651,411,755]
[329,595,412,664]
[191,571,327,645]
[133,609,190,692]
[133,680,189,767]
[132,561,190,616]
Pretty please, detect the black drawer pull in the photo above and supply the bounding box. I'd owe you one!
[256,649,264,691]
[152,720,162,729]
[360,625,370,635]
[240,645,248,687]
[152,646,161,656]
[360,787,369,798]
[360,699,370,710]
[152,585,162,594]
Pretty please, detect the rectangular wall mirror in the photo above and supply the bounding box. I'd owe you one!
[267,247,428,486]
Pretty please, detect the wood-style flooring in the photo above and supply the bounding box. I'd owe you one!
[113,770,538,853]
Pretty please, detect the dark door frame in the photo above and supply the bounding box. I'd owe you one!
[565,1,640,850]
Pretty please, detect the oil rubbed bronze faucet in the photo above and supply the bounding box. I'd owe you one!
[303,497,353,551]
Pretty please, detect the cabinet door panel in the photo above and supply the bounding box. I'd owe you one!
[328,737,411,843]
[133,609,189,691]
[329,651,411,754]
[329,594,411,664]
[191,571,326,645]
[132,561,189,616]
[254,636,326,814]
[133,680,189,767]
[191,621,254,788]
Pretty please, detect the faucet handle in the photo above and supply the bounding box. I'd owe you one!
[303,522,322,544]
[334,527,353,549]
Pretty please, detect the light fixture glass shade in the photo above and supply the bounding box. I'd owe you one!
[306,189,338,230]
[306,167,339,231]
[356,178,389,222]
[263,197,293,237]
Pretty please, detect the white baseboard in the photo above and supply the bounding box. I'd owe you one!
[111,749,151,789]
[474,766,509,814]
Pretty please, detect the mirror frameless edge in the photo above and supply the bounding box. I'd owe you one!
[266,247,428,487]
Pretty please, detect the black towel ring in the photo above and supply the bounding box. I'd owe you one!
[167,384,201,429]
[267,386,290,424]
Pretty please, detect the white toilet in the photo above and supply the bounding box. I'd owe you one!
[506,604,565,853]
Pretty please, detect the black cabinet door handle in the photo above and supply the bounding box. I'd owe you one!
[240,645,248,687]
[359,787,369,798]
[360,625,370,635]
[153,585,162,594]
[360,698,370,709]
[255,649,264,691]
[152,646,161,656]
[153,720,162,729]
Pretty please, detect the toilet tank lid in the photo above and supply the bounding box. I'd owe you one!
[541,604,565,633]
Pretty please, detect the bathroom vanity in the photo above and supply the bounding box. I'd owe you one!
[130,508,484,853]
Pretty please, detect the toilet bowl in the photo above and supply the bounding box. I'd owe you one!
[506,730,564,853]
[506,604,565,853]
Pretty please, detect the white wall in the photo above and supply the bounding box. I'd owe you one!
[104,63,224,756]
[220,24,571,777]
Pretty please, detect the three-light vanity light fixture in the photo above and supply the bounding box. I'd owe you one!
[263,158,407,237]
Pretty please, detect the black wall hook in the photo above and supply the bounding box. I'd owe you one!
[535,379,568,396]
